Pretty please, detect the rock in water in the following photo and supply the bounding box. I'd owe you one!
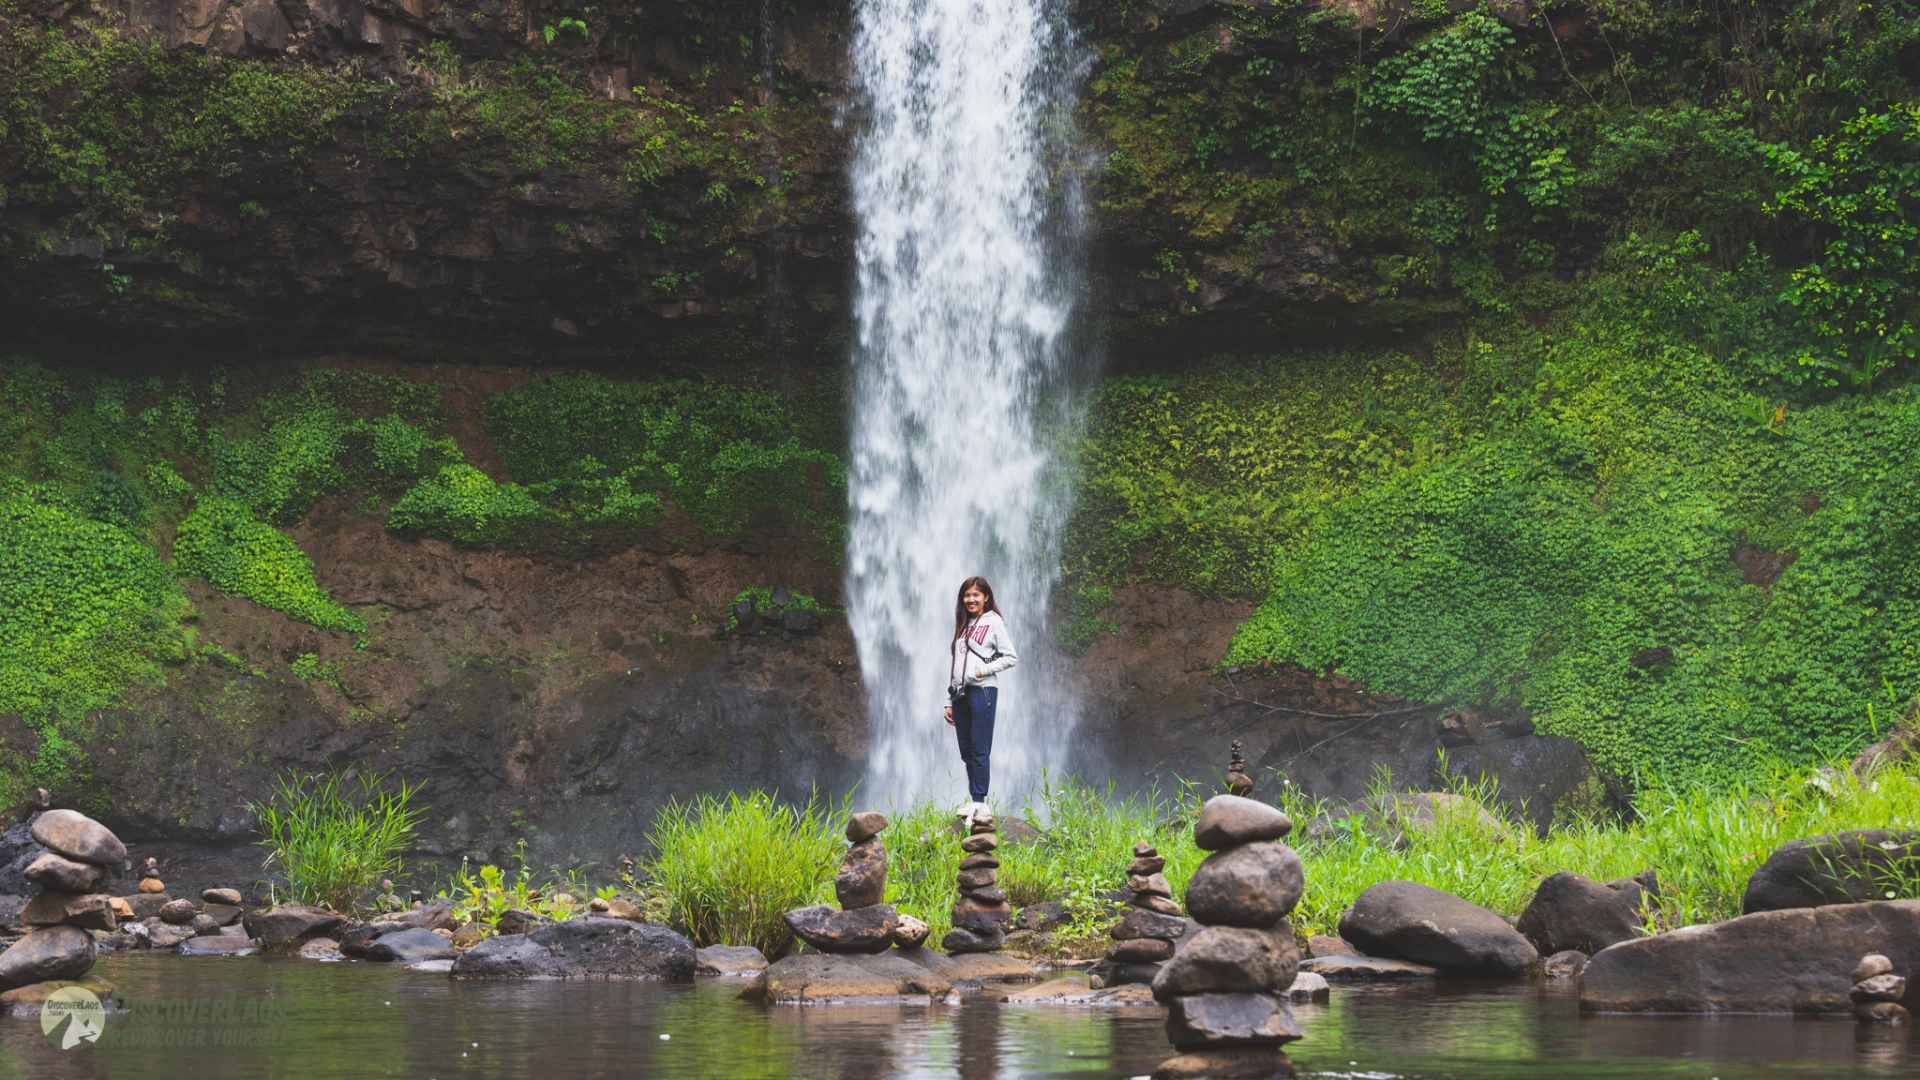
[0,926,96,988]
[22,892,117,931]
[158,898,197,925]
[1166,992,1305,1050]
[1516,871,1654,955]
[1193,796,1292,851]
[1580,900,1920,1012]
[452,917,695,979]
[1542,950,1590,978]
[835,837,888,909]
[846,812,889,843]
[178,936,255,956]
[1152,927,1300,1002]
[1185,844,1304,928]
[750,952,954,1003]
[30,811,125,866]
[1306,935,1359,958]
[23,853,109,894]
[1742,830,1920,913]
[784,904,900,954]
[696,944,769,976]
[1152,1049,1295,1079]
[1851,974,1906,1003]
[366,927,458,963]
[242,906,346,948]
[1298,955,1439,981]
[1340,880,1538,977]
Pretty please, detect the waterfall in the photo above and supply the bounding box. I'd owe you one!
[845,0,1086,808]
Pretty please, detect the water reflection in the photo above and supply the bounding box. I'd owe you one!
[0,956,1909,1079]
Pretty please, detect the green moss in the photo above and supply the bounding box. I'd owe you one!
[174,498,365,633]
[386,464,546,546]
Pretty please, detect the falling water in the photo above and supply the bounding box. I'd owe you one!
[846,0,1086,807]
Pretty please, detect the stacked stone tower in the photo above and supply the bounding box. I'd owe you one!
[943,811,1012,953]
[1225,741,1254,797]
[1851,953,1909,1024]
[1150,794,1306,1080]
[784,812,903,954]
[1098,841,1186,985]
[3,810,125,994]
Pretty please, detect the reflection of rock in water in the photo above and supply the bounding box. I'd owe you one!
[956,998,1004,1080]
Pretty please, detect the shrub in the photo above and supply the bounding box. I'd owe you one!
[386,464,546,545]
[250,769,427,914]
[174,498,365,632]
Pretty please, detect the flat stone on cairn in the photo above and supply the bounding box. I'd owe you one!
[1851,954,1909,1024]
[785,814,901,954]
[943,812,1013,954]
[1151,795,1305,1080]
[3,810,123,994]
[1099,842,1186,984]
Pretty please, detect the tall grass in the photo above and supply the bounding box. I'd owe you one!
[644,789,848,956]
[250,769,425,913]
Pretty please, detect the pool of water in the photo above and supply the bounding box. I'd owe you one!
[3,956,1912,1079]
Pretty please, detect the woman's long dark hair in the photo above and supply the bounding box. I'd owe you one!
[952,576,1002,642]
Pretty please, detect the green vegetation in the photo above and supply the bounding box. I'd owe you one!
[387,465,547,545]
[725,587,826,630]
[175,499,366,632]
[250,769,427,914]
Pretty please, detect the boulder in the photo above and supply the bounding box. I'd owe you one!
[242,905,346,948]
[892,915,930,949]
[1152,926,1300,1002]
[158,898,197,925]
[1166,992,1305,1049]
[1516,871,1653,954]
[1581,900,1920,1012]
[0,926,95,988]
[366,926,458,963]
[785,904,899,954]
[1283,971,1330,1001]
[202,888,244,906]
[1111,907,1189,941]
[1542,949,1589,978]
[1193,795,1293,851]
[942,926,1006,953]
[1742,830,1920,914]
[835,837,887,909]
[452,917,695,979]
[178,936,256,956]
[846,812,888,843]
[1185,844,1304,929]
[1298,954,1439,980]
[24,853,109,894]
[297,938,342,959]
[22,892,116,931]
[29,810,125,866]
[1340,881,1538,976]
[695,944,769,976]
[746,951,953,1003]
[1151,1048,1295,1079]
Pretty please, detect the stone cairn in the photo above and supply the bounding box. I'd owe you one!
[2,810,125,997]
[1226,741,1254,797]
[1150,794,1306,1080]
[784,812,911,954]
[1851,953,1909,1025]
[137,857,165,894]
[1098,841,1186,986]
[943,810,1013,954]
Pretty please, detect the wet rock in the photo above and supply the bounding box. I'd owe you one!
[30,810,126,866]
[1307,934,1359,958]
[785,904,899,954]
[835,838,888,909]
[1855,954,1894,981]
[1742,830,1920,914]
[696,944,769,976]
[1341,881,1538,976]
[298,938,342,959]
[1580,900,1920,1012]
[898,948,1039,984]
[748,952,953,1003]
[1517,871,1654,955]
[0,975,115,1018]
[1193,795,1293,851]
[1109,937,1176,963]
[158,899,197,925]
[1284,971,1330,1001]
[1166,992,1305,1049]
[1186,844,1304,929]
[892,915,930,949]
[941,926,1007,953]
[1543,949,1589,978]
[367,927,458,963]
[1298,954,1439,980]
[200,903,242,927]
[846,812,888,843]
[1111,908,1189,941]
[1857,1001,1910,1024]
[338,922,401,957]
[202,888,244,906]
[24,853,108,894]
[23,892,117,931]
[1091,960,1165,987]
[1851,974,1906,1003]
[179,936,255,956]
[452,917,695,979]
[495,908,552,936]
[960,834,999,854]
[242,905,346,948]
[0,926,95,988]
[1151,1048,1295,1079]
[1152,926,1300,1002]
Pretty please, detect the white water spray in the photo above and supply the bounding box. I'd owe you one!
[846,0,1086,807]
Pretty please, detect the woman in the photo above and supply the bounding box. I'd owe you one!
[944,576,1019,822]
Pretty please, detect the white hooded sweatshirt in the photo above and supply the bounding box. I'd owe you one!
[948,610,1018,697]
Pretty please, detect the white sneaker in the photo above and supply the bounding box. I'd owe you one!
[956,801,988,826]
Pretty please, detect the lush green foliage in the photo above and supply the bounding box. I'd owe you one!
[174,498,366,632]
[386,464,547,546]
[250,769,427,914]
[643,789,850,956]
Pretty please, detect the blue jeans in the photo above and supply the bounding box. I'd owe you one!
[952,686,998,801]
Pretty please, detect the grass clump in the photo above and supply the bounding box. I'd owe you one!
[644,789,848,957]
[250,769,426,914]
[173,498,365,632]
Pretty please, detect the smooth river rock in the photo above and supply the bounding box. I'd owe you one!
[1298,954,1440,981]
[29,810,125,866]
[1185,844,1304,929]
[1516,871,1655,955]
[786,904,899,954]
[1166,992,1305,1049]
[365,927,458,963]
[1152,926,1300,1002]
[452,917,695,979]
[23,853,109,894]
[1340,881,1538,976]
[1581,900,1920,1013]
[0,926,96,988]
[694,944,769,976]
[158,898,197,925]
[1193,795,1293,851]
[1742,830,1920,914]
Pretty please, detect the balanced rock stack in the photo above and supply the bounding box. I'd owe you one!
[1851,954,1909,1024]
[1099,841,1186,985]
[1151,795,1306,1080]
[943,811,1012,954]
[784,812,904,954]
[1225,741,1254,797]
[137,857,165,894]
[2,810,125,994]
